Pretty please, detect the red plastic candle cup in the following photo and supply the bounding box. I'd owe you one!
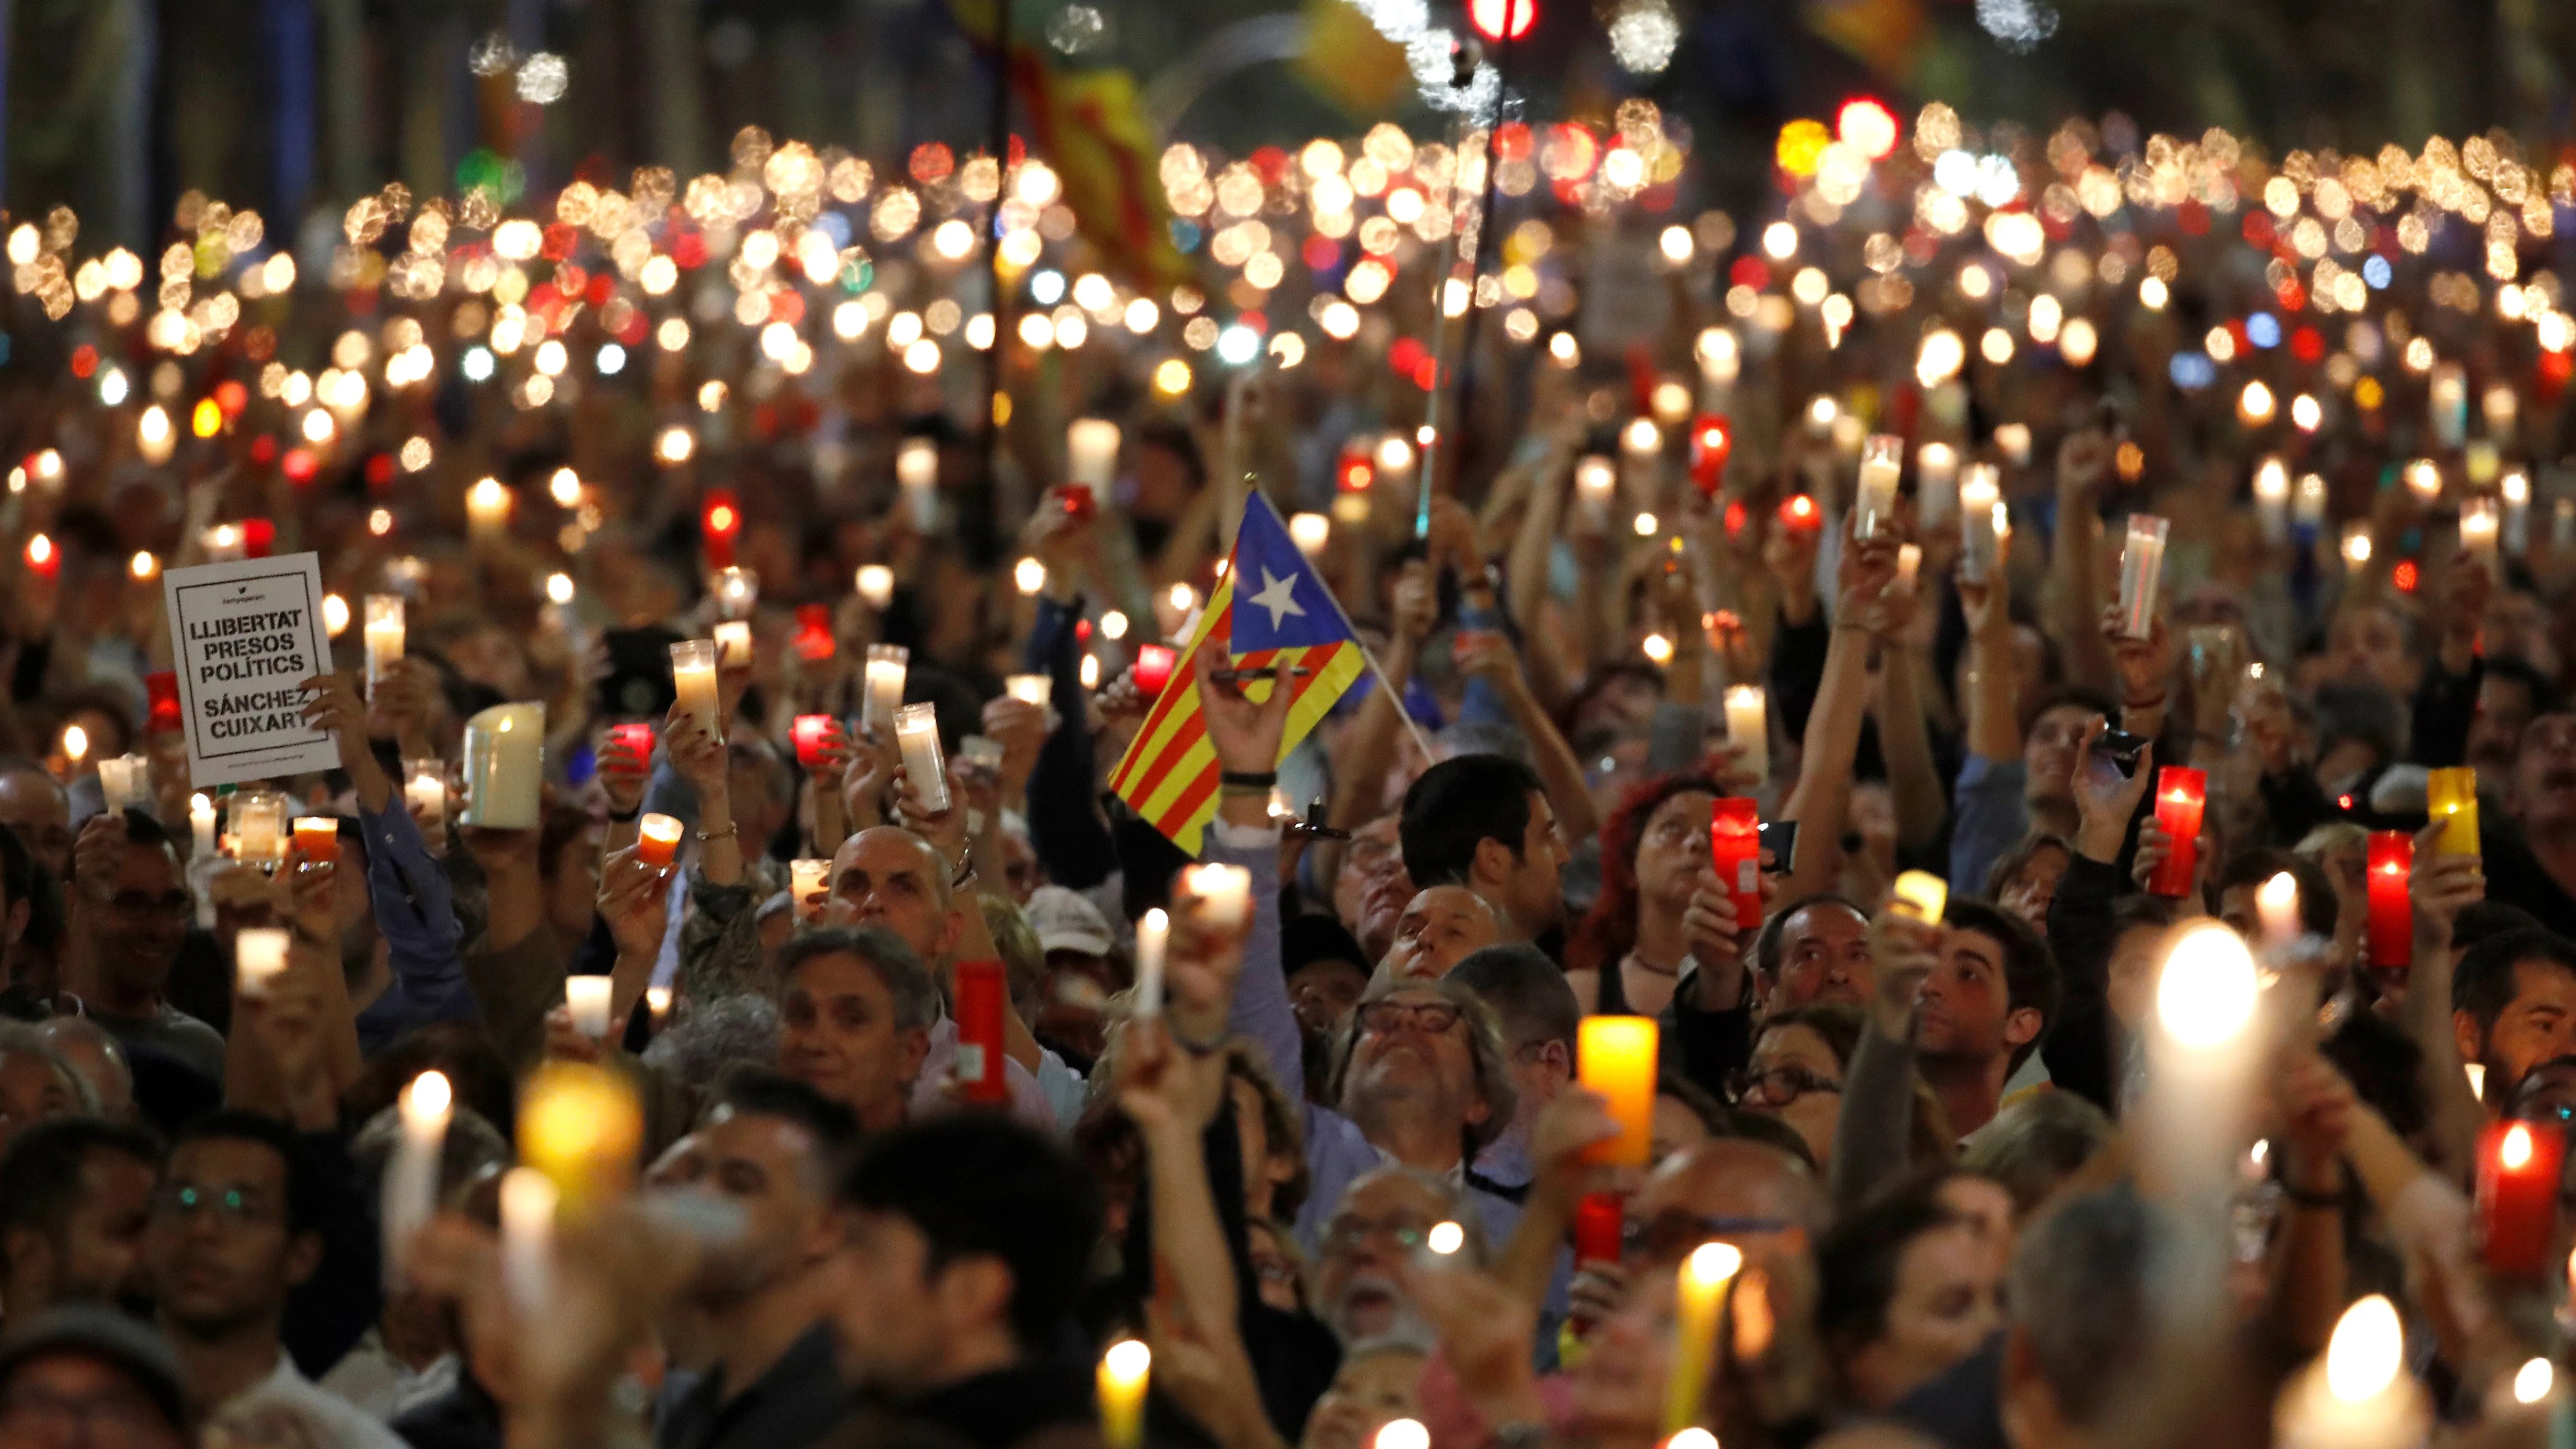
[1688,414,1732,496]
[1778,494,1822,533]
[2366,830,2414,969]
[22,534,57,580]
[793,604,835,662]
[954,960,1010,1104]
[2147,766,2206,898]
[1710,797,1763,934]
[1572,1191,1623,1266]
[701,490,741,570]
[1049,483,1098,523]
[792,715,835,769]
[2476,1119,2564,1277]
[145,672,182,733]
[1134,644,1177,696]
[242,518,276,558]
[608,722,655,766]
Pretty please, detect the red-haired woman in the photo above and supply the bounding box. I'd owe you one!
[1563,772,1743,1018]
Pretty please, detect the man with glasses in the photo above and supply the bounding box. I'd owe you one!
[1449,945,1579,1194]
[143,1111,402,1448]
[1312,1167,1489,1344]
[67,811,220,1082]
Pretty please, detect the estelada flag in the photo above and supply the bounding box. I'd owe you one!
[1109,492,1366,855]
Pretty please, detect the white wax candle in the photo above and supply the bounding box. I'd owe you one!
[364,595,405,693]
[499,1167,557,1318]
[1575,455,1617,532]
[2254,459,2290,545]
[646,985,672,1025]
[791,859,829,920]
[1897,543,1923,591]
[2405,459,2442,500]
[1959,466,2002,583]
[405,762,445,822]
[565,977,614,1039]
[712,566,758,620]
[236,927,290,998]
[96,755,148,815]
[855,564,895,610]
[1004,674,1052,708]
[1916,443,1959,528]
[466,477,512,542]
[383,1070,451,1286]
[1854,435,1902,541]
[2462,496,2500,568]
[1181,863,1252,930]
[1288,513,1330,557]
[2431,363,2467,450]
[864,645,909,734]
[713,620,752,668]
[897,440,939,531]
[894,703,949,813]
[461,703,546,829]
[1068,419,1121,491]
[671,640,722,741]
[1133,907,1167,1019]
[2295,473,2327,531]
[2256,871,2301,948]
[2503,471,2532,552]
[1620,419,1661,508]
[2118,515,2169,640]
[1993,423,2032,466]
[1694,326,1738,411]
[189,793,216,857]
[232,792,287,869]
[1724,685,1770,783]
[2272,1296,2429,1449]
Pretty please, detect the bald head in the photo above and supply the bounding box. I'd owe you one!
[38,1017,133,1119]
[1631,1137,1827,1271]
[825,826,964,966]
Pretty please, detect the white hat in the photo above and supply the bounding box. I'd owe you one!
[1026,885,1114,957]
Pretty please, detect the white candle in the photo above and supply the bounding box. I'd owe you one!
[2462,496,2500,568]
[231,792,287,870]
[565,976,614,1039]
[2503,471,2531,552]
[405,761,445,822]
[1068,419,1121,493]
[1724,685,1770,783]
[1181,862,1252,930]
[1694,327,1738,411]
[646,985,672,1026]
[2118,515,2170,639]
[1916,443,1959,529]
[1854,435,1902,541]
[712,566,758,620]
[2272,1296,2428,1449]
[466,477,512,543]
[364,596,405,694]
[791,859,829,920]
[499,1167,557,1318]
[461,703,546,829]
[236,927,291,998]
[897,439,939,531]
[1004,674,1052,708]
[2254,458,2290,545]
[1960,466,2002,583]
[671,640,722,741]
[2430,362,2467,450]
[189,793,216,857]
[713,620,753,668]
[1993,423,2032,467]
[855,564,895,610]
[2405,458,2442,501]
[2485,383,2519,443]
[1574,455,1616,532]
[863,644,909,735]
[1897,543,1923,591]
[894,702,950,813]
[2256,870,2301,950]
[201,523,246,561]
[1288,512,1330,557]
[96,755,148,815]
[1132,907,1167,1019]
[1620,419,1661,509]
[2295,472,2327,531]
[383,1071,451,1286]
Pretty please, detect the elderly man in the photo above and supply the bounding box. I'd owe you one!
[1312,1167,1489,1344]
[40,1015,136,1120]
[771,927,939,1134]
[0,1022,90,1152]
[1384,886,1502,982]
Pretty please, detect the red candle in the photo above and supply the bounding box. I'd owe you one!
[2476,1120,2564,1277]
[1134,644,1177,696]
[22,534,56,580]
[242,518,275,558]
[1710,797,1763,933]
[792,714,835,768]
[793,604,836,662]
[145,671,182,733]
[607,722,655,766]
[2366,830,2413,969]
[1572,1191,1622,1265]
[954,959,1010,1104]
[2147,766,2206,899]
[1777,494,1822,533]
[701,490,741,570]
[1688,414,1732,496]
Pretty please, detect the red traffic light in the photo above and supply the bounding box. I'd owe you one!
[1469,0,1535,43]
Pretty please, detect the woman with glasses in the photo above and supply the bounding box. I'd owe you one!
[1731,1004,1859,1167]
[1565,773,1734,1019]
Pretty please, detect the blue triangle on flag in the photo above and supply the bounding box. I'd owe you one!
[1225,493,1353,654]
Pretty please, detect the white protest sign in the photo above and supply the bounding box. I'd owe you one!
[162,553,340,787]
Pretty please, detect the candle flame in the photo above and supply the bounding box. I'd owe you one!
[1102,1337,1151,1385]
[1375,1422,1428,1449]
[408,1070,452,1118]
[1685,1241,1743,1288]
[2322,1295,2402,1402]
[2515,1357,2553,1404]
[2155,922,2258,1049]
[1668,1433,1718,1449]
[1426,1220,1465,1256]
[2257,872,2297,917]
[2502,1122,2534,1170]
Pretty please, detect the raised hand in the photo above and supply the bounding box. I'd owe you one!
[2408,820,2485,953]
[597,845,675,961]
[2069,715,2154,861]
[1195,638,1292,775]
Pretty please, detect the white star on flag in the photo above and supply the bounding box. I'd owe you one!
[1247,567,1306,628]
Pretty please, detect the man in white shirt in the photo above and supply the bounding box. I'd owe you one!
[141,1111,404,1449]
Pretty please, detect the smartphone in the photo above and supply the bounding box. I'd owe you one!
[1757,820,1798,872]
[2091,728,2149,772]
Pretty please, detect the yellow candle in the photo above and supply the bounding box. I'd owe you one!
[636,813,685,868]
[1663,1241,1743,1433]
[2427,767,2480,856]
[236,927,291,998]
[1578,1016,1658,1165]
[517,1062,643,1213]
[1854,435,1902,540]
[1891,870,1948,923]
[670,640,723,741]
[461,703,546,829]
[1097,1339,1150,1449]
[364,595,405,693]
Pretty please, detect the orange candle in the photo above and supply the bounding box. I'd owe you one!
[636,813,684,868]
[1578,1016,1658,1165]
[2427,767,2480,856]
[292,816,339,865]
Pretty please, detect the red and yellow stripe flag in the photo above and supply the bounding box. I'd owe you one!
[1109,493,1365,854]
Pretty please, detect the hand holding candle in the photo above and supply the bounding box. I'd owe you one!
[1709,799,1762,933]
[636,813,685,869]
[671,640,723,743]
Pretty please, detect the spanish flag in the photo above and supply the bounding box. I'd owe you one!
[1109,493,1366,854]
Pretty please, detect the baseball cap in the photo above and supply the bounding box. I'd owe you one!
[1026,886,1114,958]
[0,1304,190,1438]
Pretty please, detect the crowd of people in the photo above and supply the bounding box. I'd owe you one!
[0,101,2573,1449]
